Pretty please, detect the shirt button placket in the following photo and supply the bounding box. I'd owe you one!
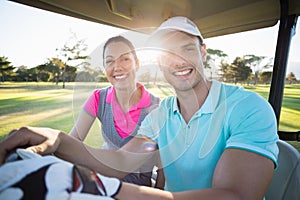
[185,124,191,146]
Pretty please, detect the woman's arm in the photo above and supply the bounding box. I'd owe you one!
[69,110,95,141]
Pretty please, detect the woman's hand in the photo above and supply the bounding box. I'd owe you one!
[0,126,62,165]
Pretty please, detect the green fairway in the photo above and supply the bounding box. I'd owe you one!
[0,82,110,147]
[0,82,299,151]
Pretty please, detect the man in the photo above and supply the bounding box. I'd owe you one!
[0,16,278,199]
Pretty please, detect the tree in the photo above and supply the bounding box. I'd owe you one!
[259,71,272,84]
[27,67,38,81]
[15,65,30,81]
[224,57,252,84]
[76,65,103,82]
[243,55,272,85]
[206,49,228,63]
[205,49,228,79]
[36,64,52,82]
[286,72,297,83]
[56,32,89,88]
[47,58,64,84]
[0,56,15,82]
[219,61,231,82]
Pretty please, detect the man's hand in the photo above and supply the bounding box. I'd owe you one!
[0,126,62,165]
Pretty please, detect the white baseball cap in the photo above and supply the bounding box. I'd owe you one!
[148,16,204,45]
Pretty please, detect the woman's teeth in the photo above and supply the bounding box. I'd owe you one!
[115,75,126,79]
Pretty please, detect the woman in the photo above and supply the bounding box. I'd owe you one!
[69,36,161,187]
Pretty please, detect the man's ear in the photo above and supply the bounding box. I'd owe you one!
[201,43,207,62]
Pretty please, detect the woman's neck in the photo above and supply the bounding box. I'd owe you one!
[115,84,142,113]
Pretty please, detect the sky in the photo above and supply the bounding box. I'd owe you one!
[1,0,299,79]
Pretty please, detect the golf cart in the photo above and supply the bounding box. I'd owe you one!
[8,0,300,199]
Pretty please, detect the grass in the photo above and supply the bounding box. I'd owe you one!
[0,81,110,147]
[0,82,299,151]
[243,84,300,151]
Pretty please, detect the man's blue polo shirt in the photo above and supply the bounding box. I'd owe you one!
[138,80,279,192]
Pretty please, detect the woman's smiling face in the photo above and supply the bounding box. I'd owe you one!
[104,41,138,89]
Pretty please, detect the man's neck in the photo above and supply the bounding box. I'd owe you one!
[176,80,211,123]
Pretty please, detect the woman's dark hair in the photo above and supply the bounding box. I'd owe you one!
[102,35,138,65]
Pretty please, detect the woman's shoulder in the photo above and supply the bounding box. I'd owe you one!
[94,85,113,95]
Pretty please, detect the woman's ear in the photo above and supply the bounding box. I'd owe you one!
[201,43,207,62]
[135,58,140,71]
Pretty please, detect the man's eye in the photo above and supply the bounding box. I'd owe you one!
[121,56,131,61]
[185,48,195,51]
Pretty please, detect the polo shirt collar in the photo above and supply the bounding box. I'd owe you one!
[172,80,221,115]
[172,97,180,113]
[199,80,221,114]
[106,83,151,109]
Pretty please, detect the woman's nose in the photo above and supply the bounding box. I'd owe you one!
[113,58,123,71]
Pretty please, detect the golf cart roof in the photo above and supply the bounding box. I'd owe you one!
[9,0,300,38]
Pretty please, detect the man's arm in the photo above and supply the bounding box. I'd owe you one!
[0,127,157,179]
[115,148,274,200]
[56,132,158,178]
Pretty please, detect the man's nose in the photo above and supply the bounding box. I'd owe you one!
[165,52,187,67]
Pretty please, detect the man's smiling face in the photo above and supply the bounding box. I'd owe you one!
[157,31,207,92]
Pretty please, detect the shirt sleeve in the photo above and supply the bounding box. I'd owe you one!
[137,99,168,142]
[226,92,279,168]
[83,90,100,117]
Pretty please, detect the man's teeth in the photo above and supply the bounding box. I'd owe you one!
[115,75,126,79]
[174,69,191,76]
